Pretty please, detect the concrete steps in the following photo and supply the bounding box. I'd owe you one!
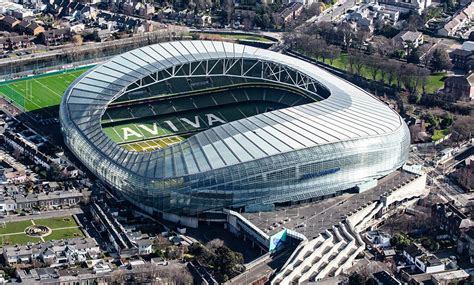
[272,222,365,285]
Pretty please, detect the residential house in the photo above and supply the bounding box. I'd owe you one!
[403,244,444,273]
[463,2,474,21]
[135,2,154,17]
[415,254,445,273]
[408,118,430,143]
[0,34,33,50]
[15,190,83,211]
[346,8,375,33]
[0,16,21,32]
[0,197,16,212]
[406,270,470,285]
[431,270,470,285]
[404,243,425,265]
[3,245,33,265]
[373,270,401,285]
[16,20,44,36]
[455,156,473,192]
[438,3,473,37]
[450,48,474,71]
[457,228,474,264]
[3,238,99,266]
[72,5,97,21]
[274,3,304,26]
[378,0,432,14]
[135,239,153,255]
[40,28,71,45]
[432,202,473,240]
[394,30,424,50]
[441,73,474,102]
[194,14,212,28]
[0,2,34,19]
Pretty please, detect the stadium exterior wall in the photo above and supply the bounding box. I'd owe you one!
[59,41,410,219]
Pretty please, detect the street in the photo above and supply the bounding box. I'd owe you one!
[0,208,83,223]
[306,0,356,23]
[410,146,473,206]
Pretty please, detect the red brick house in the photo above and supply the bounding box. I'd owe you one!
[442,73,474,102]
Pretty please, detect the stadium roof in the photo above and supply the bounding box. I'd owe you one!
[62,41,404,179]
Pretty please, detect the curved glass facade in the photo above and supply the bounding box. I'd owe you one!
[60,41,410,217]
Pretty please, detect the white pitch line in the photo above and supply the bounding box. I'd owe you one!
[33,78,63,99]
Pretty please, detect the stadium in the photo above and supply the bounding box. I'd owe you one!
[59,40,410,223]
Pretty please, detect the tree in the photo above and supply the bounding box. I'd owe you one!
[418,44,434,66]
[206,238,224,250]
[367,56,382,81]
[72,35,83,46]
[349,272,366,285]
[326,45,341,65]
[385,60,400,85]
[348,50,364,76]
[451,115,474,141]
[154,235,171,252]
[441,0,455,12]
[255,13,271,29]
[212,246,244,283]
[366,278,378,285]
[390,233,412,250]
[406,13,424,31]
[430,48,453,72]
[407,49,421,64]
[189,242,244,283]
[302,3,322,19]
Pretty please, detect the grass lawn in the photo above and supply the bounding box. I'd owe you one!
[432,129,450,141]
[195,32,274,42]
[0,67,91,112]
[34,216,78,229]
[425,72,447,94]
[220,34,274,42]
[0,220,33,235]
[43,228,84,241]
[321,53,446,94]
[0,234,42,246]
[0,216,83,246]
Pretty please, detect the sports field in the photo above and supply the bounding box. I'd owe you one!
[0,67,91,113]
[103,101,285,152]
[0,215,84,246]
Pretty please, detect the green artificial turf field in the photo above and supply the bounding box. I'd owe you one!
[0,67,91,112]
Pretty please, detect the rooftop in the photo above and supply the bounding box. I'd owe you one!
[242,170,417,238]
[373,271,401,285]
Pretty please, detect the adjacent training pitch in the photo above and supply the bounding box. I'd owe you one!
[0,67,90,113]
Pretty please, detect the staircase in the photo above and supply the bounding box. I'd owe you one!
[272,221,364,285]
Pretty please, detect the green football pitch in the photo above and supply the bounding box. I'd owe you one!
[0,67,91,112]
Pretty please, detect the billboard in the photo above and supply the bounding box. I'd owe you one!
[269,229,287,252]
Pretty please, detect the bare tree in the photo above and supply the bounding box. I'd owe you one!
[348,50,364,76]
[367,56,382,81]
[206,238,224,250]
[326,45,341,65]
[418,44,434,67]
[371,36,395,57]
[452,115,474,140]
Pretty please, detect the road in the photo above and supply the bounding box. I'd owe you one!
[410,146,473,206]
[442,145,474,170]
[306,0,356,23]
[227,247,294,284]
[0,208,83,223]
